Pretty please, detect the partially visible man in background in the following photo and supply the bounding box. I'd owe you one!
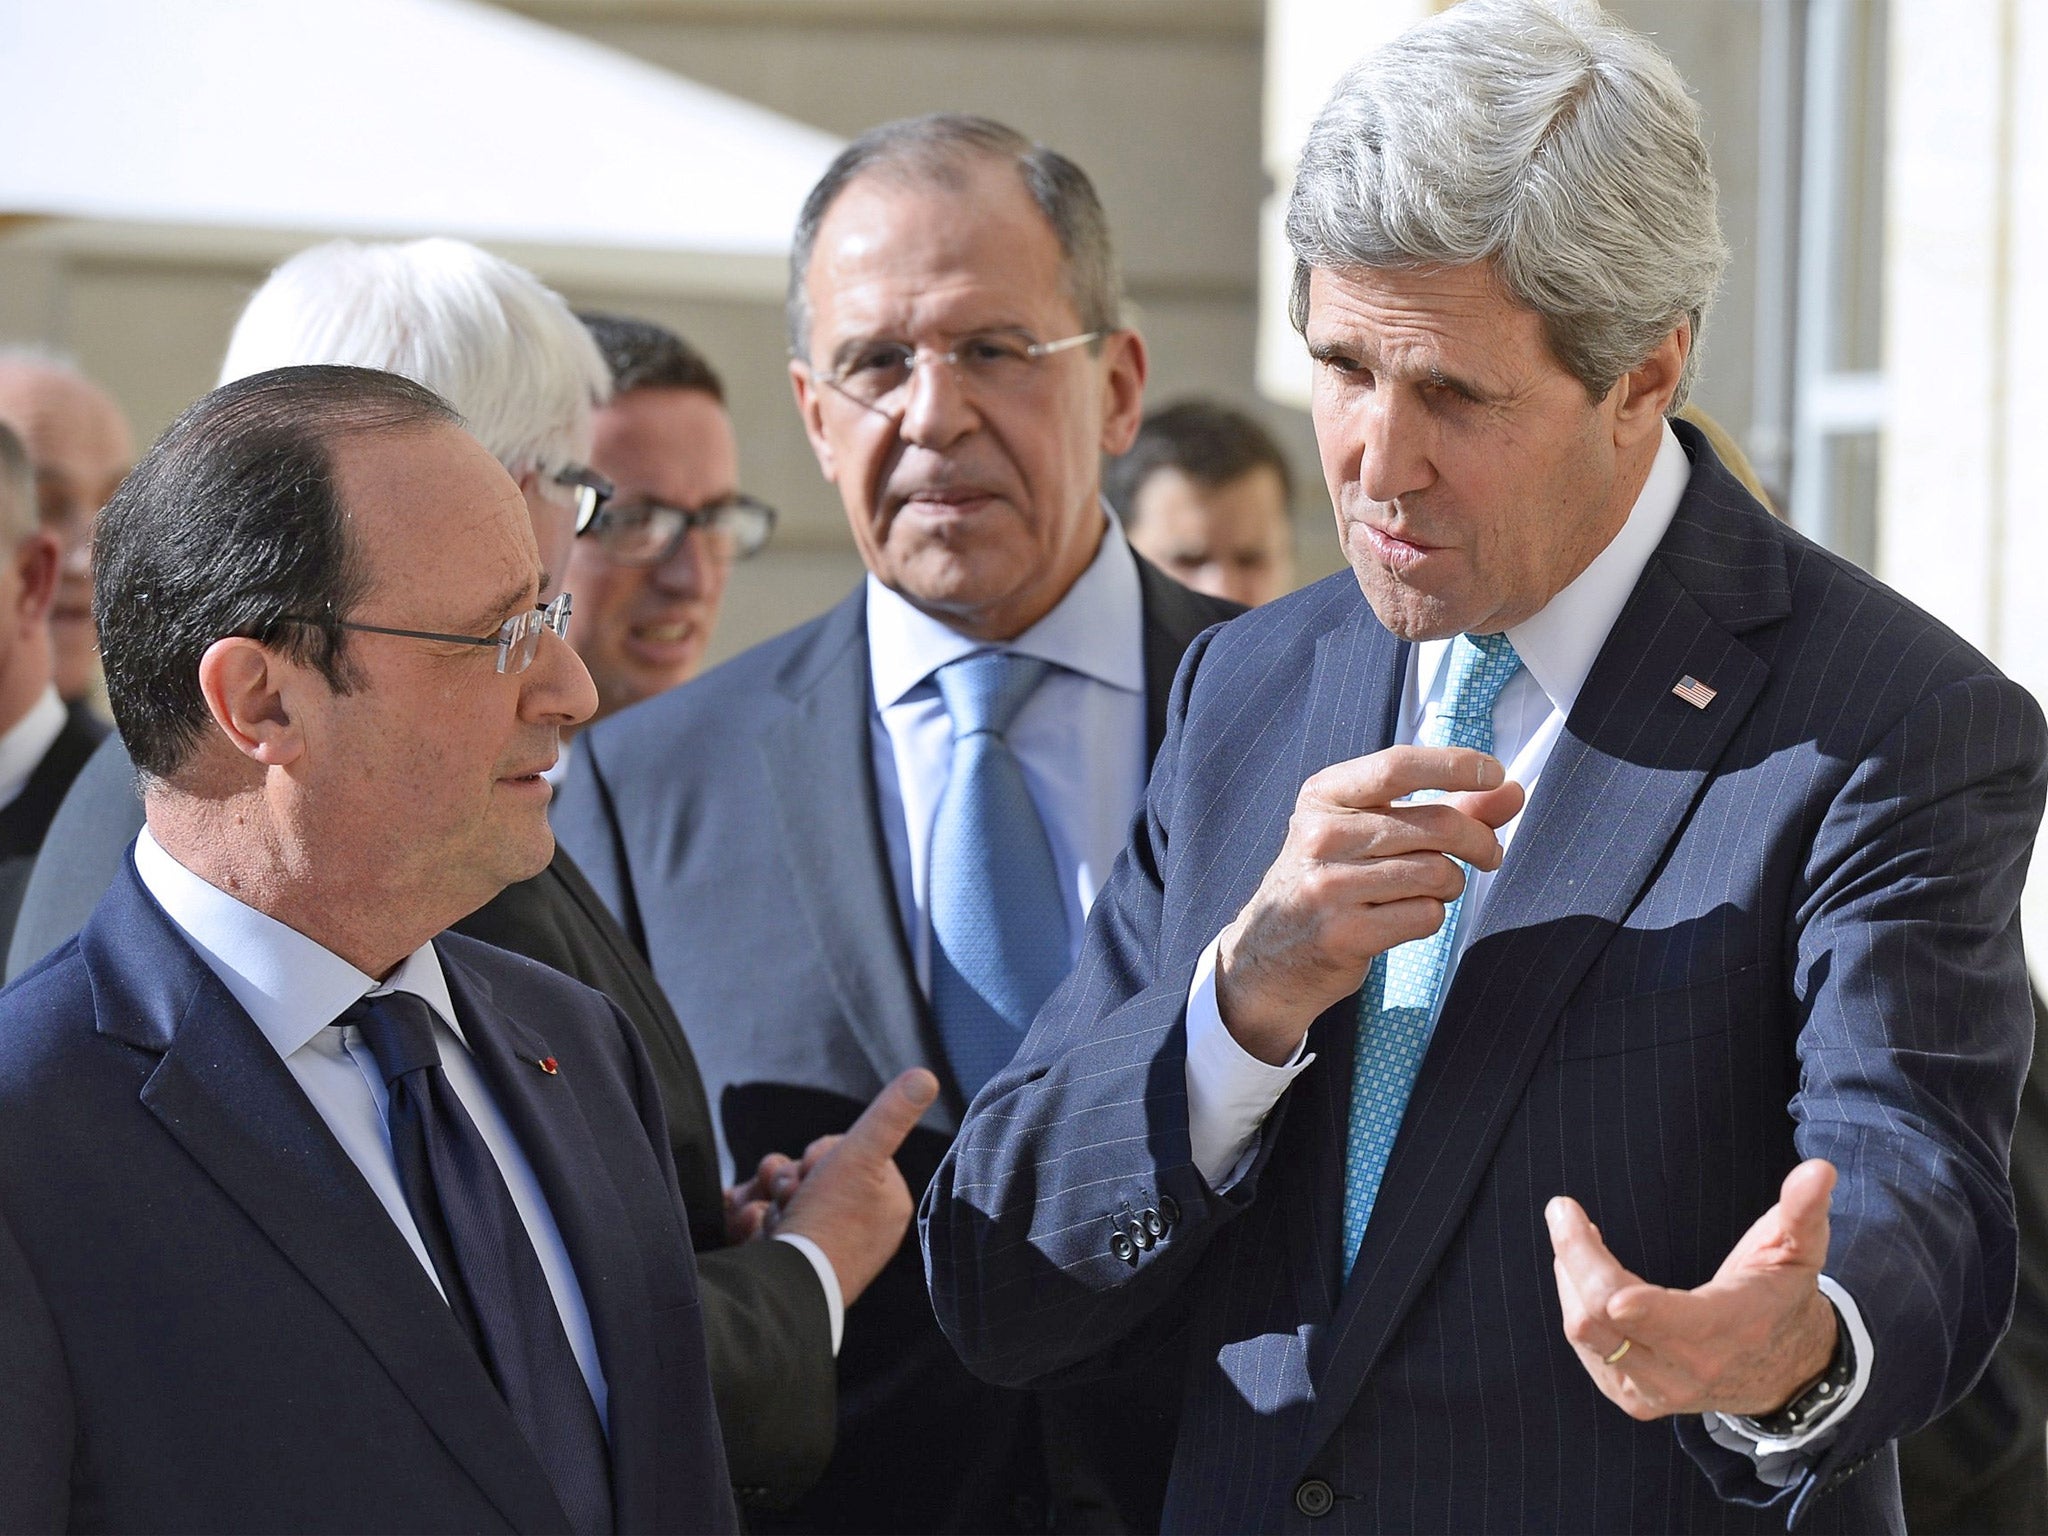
[5,238,915,1514]
[1105,397,1294,607]
[565,314,775,726]
[0,421,103,945]
[0,352,133,706]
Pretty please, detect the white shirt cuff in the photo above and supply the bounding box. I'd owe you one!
[1184,933,1315,1190]
[1700,1274,1874,1486]
[772,1232,844,1355]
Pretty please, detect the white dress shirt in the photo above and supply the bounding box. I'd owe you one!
[132,828,611,1427]
[1179,422,1869,1468]
[867,508,1149,992]
[0,687,67,810]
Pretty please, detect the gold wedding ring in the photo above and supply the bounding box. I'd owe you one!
[1603,1338,1633,1365]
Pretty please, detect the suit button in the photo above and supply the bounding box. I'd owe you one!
[1295,1478,1335,1518]
[1131,1221,1156,1250]
[1141,1207,1165,1238]
[1109,1231,1137,1264]
[1159,1195,1180,1225]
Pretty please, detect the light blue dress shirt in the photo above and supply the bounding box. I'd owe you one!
[132,828,611,1427]
[867,508,1149,995]
[1178,423,1871,1472]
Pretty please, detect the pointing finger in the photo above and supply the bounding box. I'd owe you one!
[838,1068,940,1165]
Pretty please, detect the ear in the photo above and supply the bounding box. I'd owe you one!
[1097,330,1150,457]
[196,638,305,768]
[10,531,60,629]
[789,357,838,482]
[1608,321,1690,449]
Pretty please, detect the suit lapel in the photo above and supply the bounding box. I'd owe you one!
[437,946,665,1535]
[1299,501,1783,1466]
[89,865,571,1533]
[759,588,943,1108]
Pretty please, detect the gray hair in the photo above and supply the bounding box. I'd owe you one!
[1285,0,1727,408]
[786,113,1122,358]
[218,238,610,476]
[0,420,32,545]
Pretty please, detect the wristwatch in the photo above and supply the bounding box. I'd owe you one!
[1741,1299,1856,1440]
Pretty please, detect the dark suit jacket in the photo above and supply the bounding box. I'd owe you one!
[1897,986,2048,1533]
[0,859,736,1534]
[924,423,2048,1534]
[554,557,1241,1534]
[2,733,836,1509]
[0,700,106,949]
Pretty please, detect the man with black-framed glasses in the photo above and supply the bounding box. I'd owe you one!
[565,315,776,726]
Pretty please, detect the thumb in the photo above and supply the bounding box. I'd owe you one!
[838,1068,939,1165]
[1774,1158,1835,1256]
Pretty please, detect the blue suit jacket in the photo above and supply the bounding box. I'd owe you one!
[0,858,738,1535]
[924,425,2048,1534]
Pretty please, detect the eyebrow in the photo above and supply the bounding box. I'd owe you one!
[1306,338,1494,402]
[453,576,536,636]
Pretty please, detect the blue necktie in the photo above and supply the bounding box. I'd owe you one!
[928,650,1068,1101]
[344,991,614,1536]
[1341,632,1522,1277]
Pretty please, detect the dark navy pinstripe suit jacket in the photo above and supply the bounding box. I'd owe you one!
[925,424,2048,1534]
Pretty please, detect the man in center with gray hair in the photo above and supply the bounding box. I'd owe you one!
[925,2,2045,1530]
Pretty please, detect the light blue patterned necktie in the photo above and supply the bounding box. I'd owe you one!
[1342,631,1522,1277]
[928,650,1069,1100]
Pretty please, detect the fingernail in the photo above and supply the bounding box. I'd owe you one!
[1477,756,1504,788]
[905,1070,939,1107]
[1545,1198,1567,1232]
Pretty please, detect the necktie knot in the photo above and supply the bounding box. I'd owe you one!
[1430,631,1523,737]
[934,650,1050,739]
[341,991,443,1087]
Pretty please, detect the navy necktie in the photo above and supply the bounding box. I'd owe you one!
[343,991,614,1536]
[928,650,1069,1100]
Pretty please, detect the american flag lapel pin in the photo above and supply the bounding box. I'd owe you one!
[1672,675,1718,709]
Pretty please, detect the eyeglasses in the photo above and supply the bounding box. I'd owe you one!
[278,592,574,675]
[553,466,613,534]
[811,329,1103,416]
[585,494,778,567]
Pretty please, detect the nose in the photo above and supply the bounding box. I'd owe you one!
[649,529,712,596]
[895,351,978,450]
[522,624,598,731]
[1354,386,1437,507]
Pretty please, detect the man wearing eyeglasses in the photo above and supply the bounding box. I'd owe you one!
[0,364,743,1532]
[565,315,775,726]
[6,239,922,1517]
[554,114,1241,1535]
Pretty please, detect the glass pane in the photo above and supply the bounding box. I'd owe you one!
[1830,0,1888,374]
[1827,431,1881,572]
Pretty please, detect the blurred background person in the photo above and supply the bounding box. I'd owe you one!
[0,352,134,709]
[1104,397,1295,607]
[5,236,921,1517]
[0,420,105,946]
[567,313,775,727]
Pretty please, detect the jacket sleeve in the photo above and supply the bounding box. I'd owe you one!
[1676,671,2048,1524]
[924,626,1282,1389]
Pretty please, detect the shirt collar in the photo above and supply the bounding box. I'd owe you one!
[0,687,68,810]
[132,826,460,1062]
[1418,420,1691,714]
[866,505,1146,709]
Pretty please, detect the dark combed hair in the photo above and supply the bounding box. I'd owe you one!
[96,364,459,779]
[785,112,1122,356]
[1103,398,1295,524]
[578,311,725,402]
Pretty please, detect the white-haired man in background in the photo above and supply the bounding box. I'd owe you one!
[7,237,928,1514]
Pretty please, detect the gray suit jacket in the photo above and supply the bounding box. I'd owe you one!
[553,556,1240,1534]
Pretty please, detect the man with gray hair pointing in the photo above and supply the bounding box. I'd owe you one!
[925,2,2045,1530]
